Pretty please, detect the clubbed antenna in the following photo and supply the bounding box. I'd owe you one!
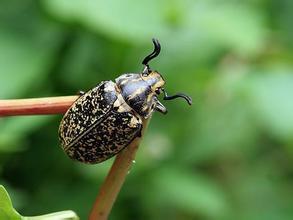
[162,89,192,105]
[142,38,161,73]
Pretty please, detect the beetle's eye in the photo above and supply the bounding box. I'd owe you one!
[155,88,161,95]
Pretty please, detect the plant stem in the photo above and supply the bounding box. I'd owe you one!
[89,119,149,220]
[0,96,78,116]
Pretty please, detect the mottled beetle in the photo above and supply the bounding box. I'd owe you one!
[59,39,192,164]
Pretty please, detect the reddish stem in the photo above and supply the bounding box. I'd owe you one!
[0,96,78,117]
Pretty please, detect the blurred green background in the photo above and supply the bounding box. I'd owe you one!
[0,0,293,219]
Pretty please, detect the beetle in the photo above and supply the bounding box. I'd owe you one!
[58,39,192,164]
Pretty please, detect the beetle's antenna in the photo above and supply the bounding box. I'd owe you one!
[142,38,161,74]
[162,89,192,105]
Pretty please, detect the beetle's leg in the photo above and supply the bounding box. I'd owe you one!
[78,90,85,96]
[155,100,168,114]
[137,125,143,137]
[162,89,192,105]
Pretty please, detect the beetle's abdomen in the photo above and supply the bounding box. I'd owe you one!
[59,81,117,147]
[59,80,143,164]
[65,110,142,163]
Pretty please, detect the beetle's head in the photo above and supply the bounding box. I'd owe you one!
[140,39,192,115]
[141,70,165,93]
[116,39,192,118]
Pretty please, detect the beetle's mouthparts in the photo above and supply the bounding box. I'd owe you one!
[162,89,192,105]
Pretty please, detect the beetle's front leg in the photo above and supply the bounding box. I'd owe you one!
[155,100,167,114]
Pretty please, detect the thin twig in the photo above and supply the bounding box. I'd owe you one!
[89,119,149,220]
[0,96,78,116]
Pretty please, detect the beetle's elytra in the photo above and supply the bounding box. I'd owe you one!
[59,39,192,164]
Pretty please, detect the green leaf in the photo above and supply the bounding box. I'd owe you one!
[0,185,79,220]
[0,185,22,220]
[22,211,79,220]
